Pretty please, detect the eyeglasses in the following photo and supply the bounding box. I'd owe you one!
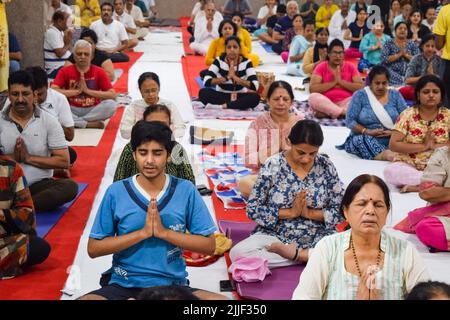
[330,51,344,55]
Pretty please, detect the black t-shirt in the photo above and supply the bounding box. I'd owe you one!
[348,22,370,49]
[68,49,110,67]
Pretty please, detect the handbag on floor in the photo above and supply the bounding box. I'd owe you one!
[189,125,234,145]
[256,71,275,102]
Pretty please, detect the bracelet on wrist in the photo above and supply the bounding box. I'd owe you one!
[361,128,367,135]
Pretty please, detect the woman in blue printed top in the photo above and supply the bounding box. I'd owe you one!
[381,21,420,86]
[199,35,260,110]
[230,120,345,268]
[337,65,407,161]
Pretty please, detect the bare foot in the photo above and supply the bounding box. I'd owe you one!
[86,121,105,129]
[314,111,329,119]
[399,185,419,193]
[374,150,397,161]
[266,242,307,263]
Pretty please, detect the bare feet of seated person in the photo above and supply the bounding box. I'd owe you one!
[266,242,308,263]
[86,121,105,129]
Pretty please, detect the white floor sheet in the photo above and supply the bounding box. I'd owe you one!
[61,31,450,300]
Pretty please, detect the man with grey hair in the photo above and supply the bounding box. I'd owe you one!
[51,39,117,129]
[328,0,356,49]
[271,0,299,54]
[190,1,222,56]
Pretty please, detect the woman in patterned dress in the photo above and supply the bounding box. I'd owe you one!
[337,66,407,161]
[384,75,450,193]
[380,21,420,86]
[230,120,344,267]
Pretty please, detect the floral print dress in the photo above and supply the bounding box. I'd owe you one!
[246,152,345,249]
[393,106,450,170]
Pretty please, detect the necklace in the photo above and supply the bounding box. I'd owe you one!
[350,235,382,277]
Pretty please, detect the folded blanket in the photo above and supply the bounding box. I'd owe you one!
[190,125,234,145]
[199,150,251,209]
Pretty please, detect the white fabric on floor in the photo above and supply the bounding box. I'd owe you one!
[61,30,450,300]
[68,120,110,147]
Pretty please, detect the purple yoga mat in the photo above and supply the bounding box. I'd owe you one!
[219,220,305,300]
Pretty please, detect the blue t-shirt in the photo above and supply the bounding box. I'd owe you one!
[348,22,370,49]
[8,32,20,53]
[90,175,217,288]
[274,15,293,34]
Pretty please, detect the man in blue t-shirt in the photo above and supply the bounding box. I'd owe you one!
[80,121,222,300]
[271,0,298,54]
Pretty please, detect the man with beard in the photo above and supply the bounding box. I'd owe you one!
[90,2,130,62]
[80,121,222,300]
[0,71,78,212]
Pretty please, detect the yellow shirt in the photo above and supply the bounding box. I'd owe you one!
[0,3,8,92]
[315,4,339,29]
[205,36,260,67]
[76,0,101,28]
[433,4,450,60]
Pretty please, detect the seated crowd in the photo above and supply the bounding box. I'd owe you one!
[1,0,449,302]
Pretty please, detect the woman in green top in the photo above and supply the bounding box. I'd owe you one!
[114,104,195,184]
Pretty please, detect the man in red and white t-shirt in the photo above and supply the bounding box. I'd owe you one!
[51,39,117,129]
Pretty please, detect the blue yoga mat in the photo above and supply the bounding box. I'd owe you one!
[36,183,88,238]
[261,42,274,53]
[195,76,204,89]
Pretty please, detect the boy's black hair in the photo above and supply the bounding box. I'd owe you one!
[130,120,175,154]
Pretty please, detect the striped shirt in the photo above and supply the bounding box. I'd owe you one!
[0,156,36,279]
[292,229,429,300]
[204,55,258,93]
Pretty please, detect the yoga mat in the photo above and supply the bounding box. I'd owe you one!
[200,145,251,223]
[150,18,181,27]
[36,183,88,238]
[181,55,207,98]
[112,52,144,94]
[195,76,204,89]
[111,69,124,86]
[0,107,124,300]
[261,42,274,53]
[68,119,111,147]
[180,17,195,55]
[219,219,305,300]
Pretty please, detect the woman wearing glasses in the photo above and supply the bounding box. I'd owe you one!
[308,39,364,119]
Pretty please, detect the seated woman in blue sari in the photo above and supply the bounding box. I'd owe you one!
[230,120,345,268]
[337,65,407,161]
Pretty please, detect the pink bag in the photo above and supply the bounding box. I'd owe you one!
[416,216,450,252]
[228,256,271,283]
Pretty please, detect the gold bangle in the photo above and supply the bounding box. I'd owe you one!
[361,128,367,134]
